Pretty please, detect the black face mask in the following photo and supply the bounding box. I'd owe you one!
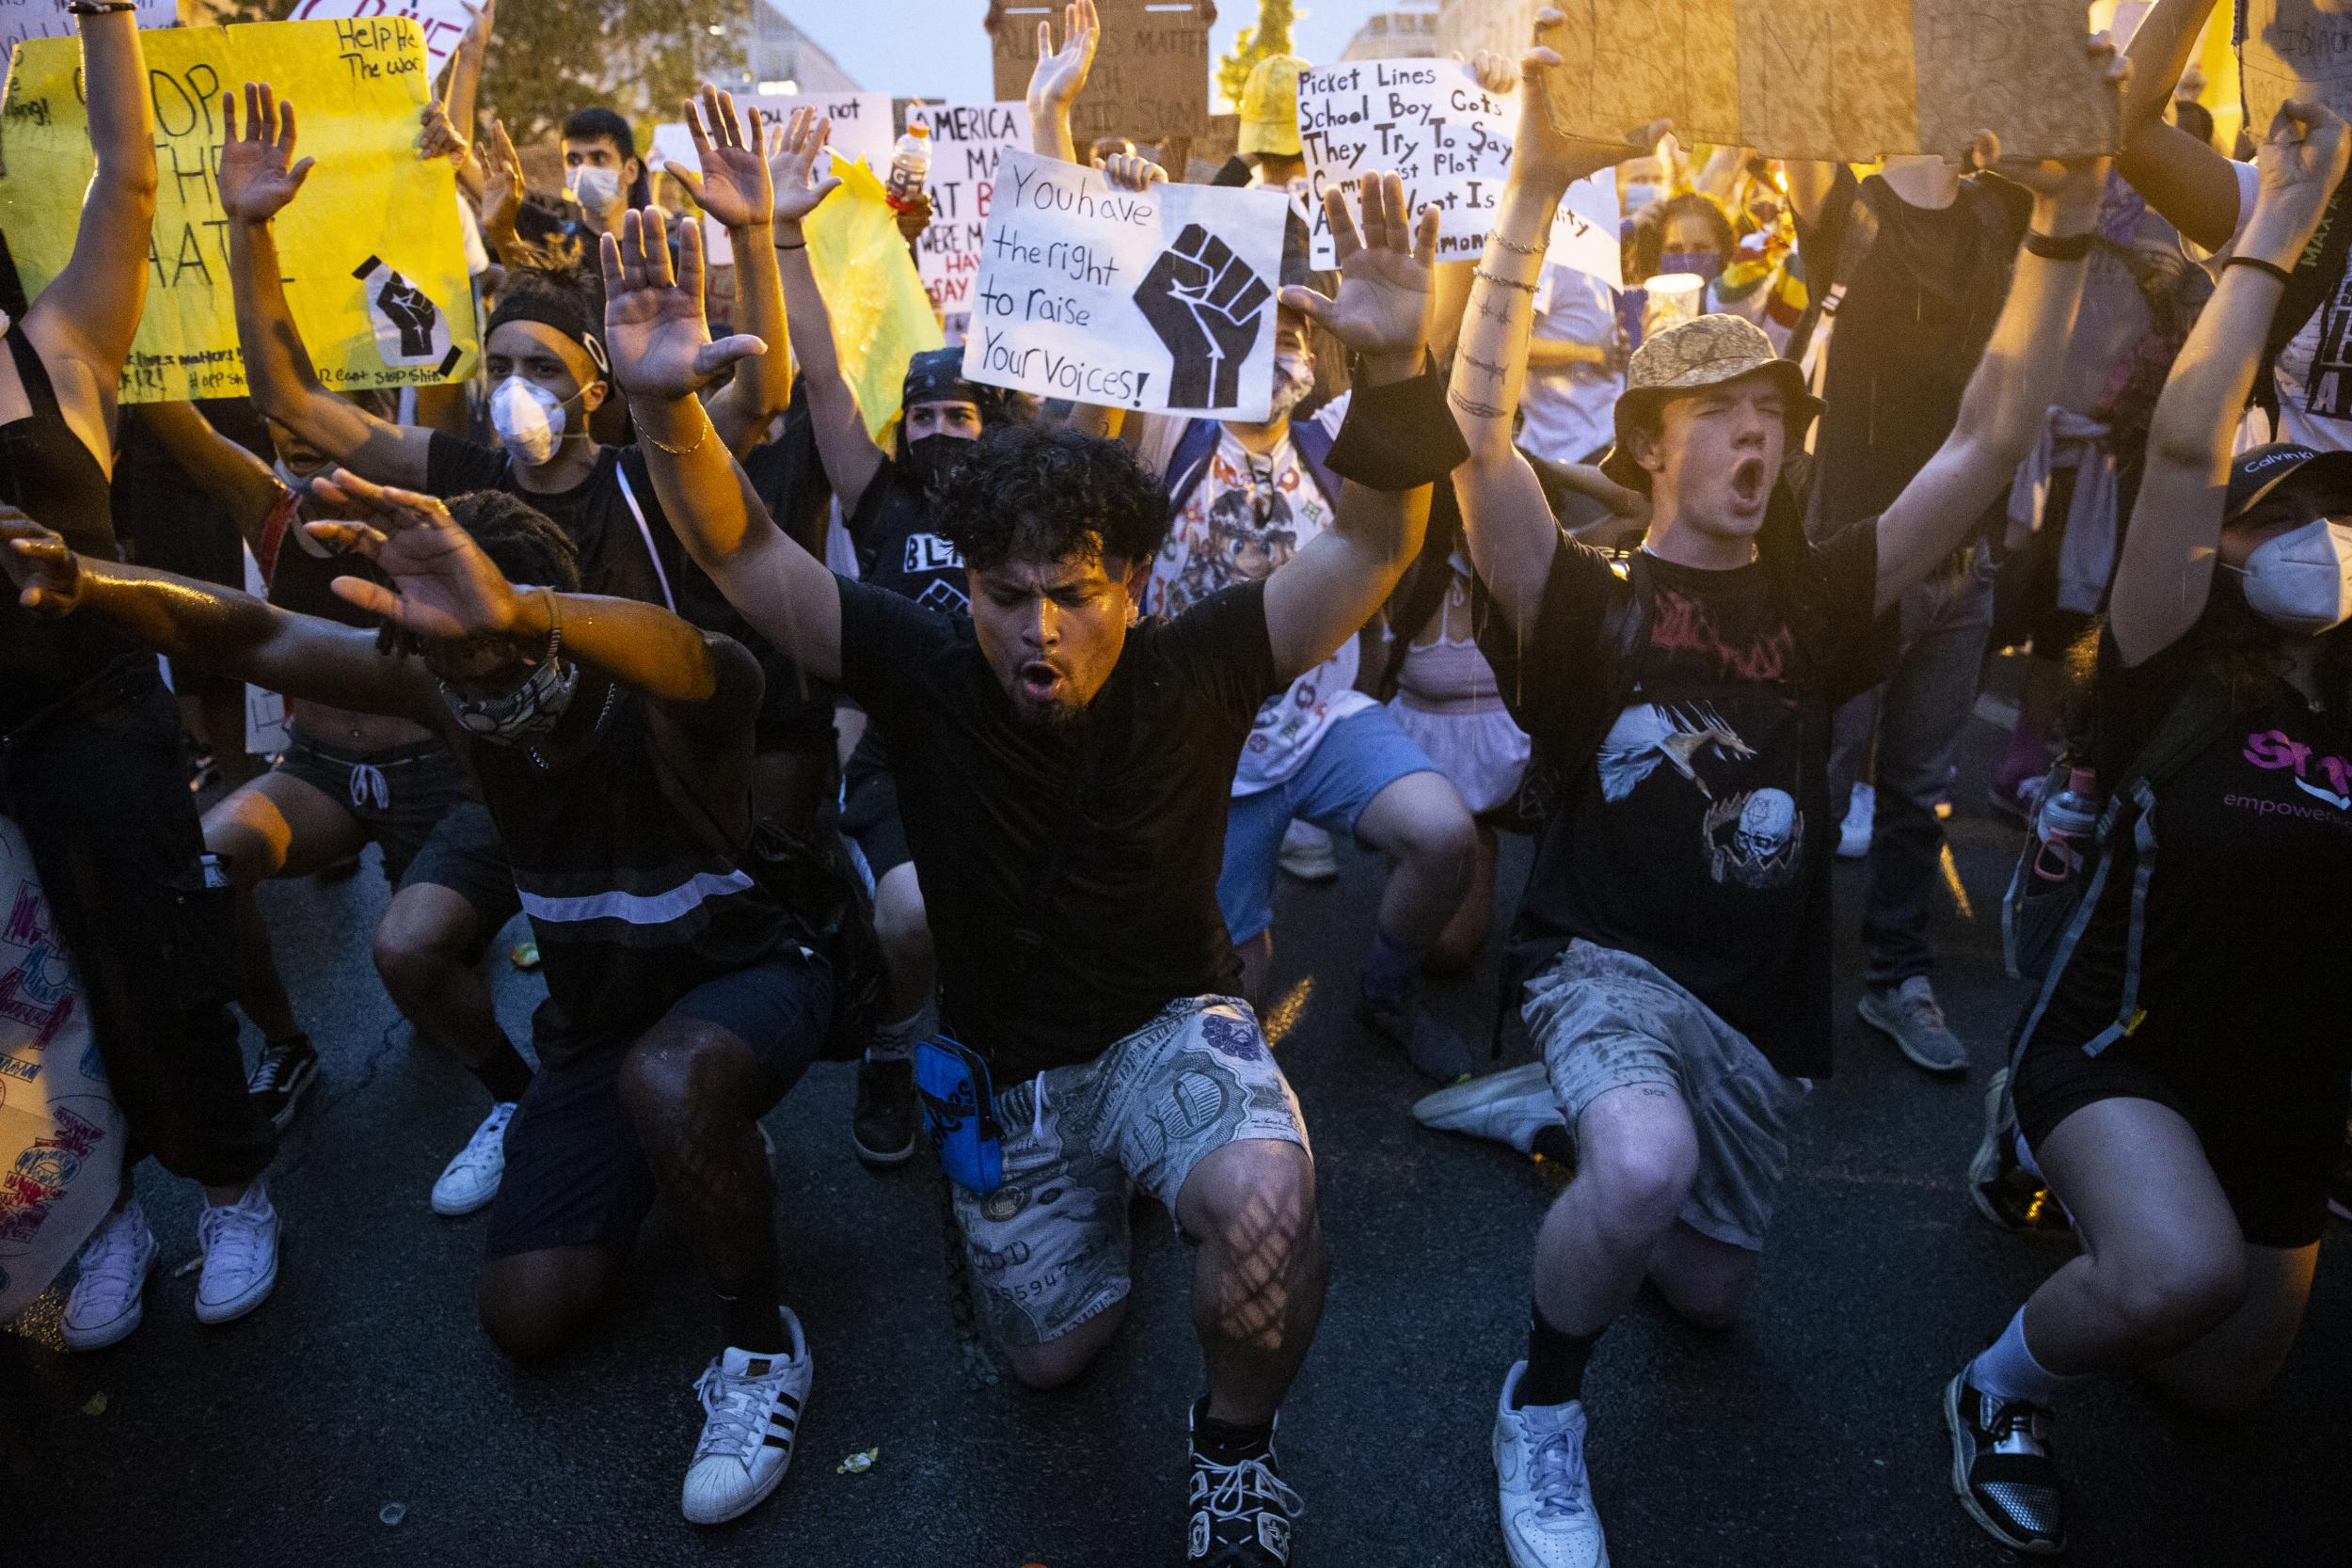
[902,433,972,496]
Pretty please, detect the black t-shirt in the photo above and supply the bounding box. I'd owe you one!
[423,434,684,610]
[2027,632,2352,1087]
[1483,526,1889,1077]
[849,457,969,616]
[1799,169,2030,532]
[835,574,1282,1077]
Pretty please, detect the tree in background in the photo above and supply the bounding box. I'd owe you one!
[1216,0,1297,111]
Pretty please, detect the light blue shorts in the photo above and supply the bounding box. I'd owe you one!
[1216,705,1440,944]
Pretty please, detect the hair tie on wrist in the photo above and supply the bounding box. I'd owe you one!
[2223,254,2295,287]
[2022,230,2094,261]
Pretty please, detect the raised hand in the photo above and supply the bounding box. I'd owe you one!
[2245,99,2352,266]
[1095,150,1168,193]
[417,98,469,167]
[767,108,842,230]
[477,116,525,237]
[1468,47,1518,100]
[1512,8,1669,197]
[1026,0,1099,117]
[0,510,83,616]
[1134,223,1275,409]
[218,82,316,224]
[1279,173,1439,372]
[303,471,524,641]
[597,206,767,403]
[670,85,773,231]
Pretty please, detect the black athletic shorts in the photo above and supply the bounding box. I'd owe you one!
[484,944,834,1261]
[401,798,524,952]
[2014,1027,2350,1250]
[273,735,468,886]
[838,753,911,882]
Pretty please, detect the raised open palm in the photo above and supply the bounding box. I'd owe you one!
[1281,173,1438,362]
[1026,0,1099,114]
[598,207,766,402]
[767,108,842,228]
[218,81,315,223]
[301,472,523,641]
[670,85,772,230]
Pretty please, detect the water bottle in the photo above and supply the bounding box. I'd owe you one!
[885,123,931,211]
[2031,768,2101,882]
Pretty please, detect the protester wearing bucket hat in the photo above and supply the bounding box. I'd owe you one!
[1237,55,1311,188]
[1432,15,2126,1567]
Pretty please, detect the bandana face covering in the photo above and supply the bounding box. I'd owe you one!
[489,375,569,467]
[2236,518,2352,634]
[1658,249,1726,285]
[902,433,973,495]
[439,653,580,743]
[1266,351,1316,422]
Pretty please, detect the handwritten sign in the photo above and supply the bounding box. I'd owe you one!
[905,100,1025,344]
[1297,57,1516,267]
[0,18,477,402]
[992,0,1209,142]
[286,0,470,75]
[0,0,175,71]
[1531,0,2115,163]
[1549,170,1622,289]
[2240,0,2352,138]
[963,148,1288,419]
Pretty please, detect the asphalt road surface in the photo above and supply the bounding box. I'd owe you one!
[7,668,2347,1568]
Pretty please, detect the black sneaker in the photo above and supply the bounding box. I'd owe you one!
[1360,991,1472,1083]
[1945,1367,2064,1555]
[1968,1069,2072,1238]
[247,1035,319,1133]
[1187,1410,1301,1565]
[850,1054,917,1167]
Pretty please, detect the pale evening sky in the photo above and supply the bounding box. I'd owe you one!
[789,0,1407,108]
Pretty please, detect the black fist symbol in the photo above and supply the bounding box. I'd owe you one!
[375,275,439,358]
[1133,223,1272,410]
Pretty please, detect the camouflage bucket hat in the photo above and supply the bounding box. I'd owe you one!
[1600,313,1822,492]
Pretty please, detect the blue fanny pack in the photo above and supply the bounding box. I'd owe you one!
[914,1035,1003,1196]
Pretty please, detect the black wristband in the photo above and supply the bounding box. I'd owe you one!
[1325,353,1469,493]
[65,3,138,14]
[2022,230,2094,261]
[2223,254,2296,287]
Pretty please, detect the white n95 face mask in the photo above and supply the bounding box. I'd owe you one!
[566,165,622,214]
[2239,517,2352,635]
[489,376,567,467]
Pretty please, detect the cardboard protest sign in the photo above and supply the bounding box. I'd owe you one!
[1549,170,1622,290]
[904,100,1025,344]
[0,0,175,71]
[963,149,1288,420]
[992,0,1209,142]
[286,0,471,75]
[652,89,896,266]
[1435,0,1540,66]
[0,18,476,403]
[1297,57,1515,267]
[2239,0,2352,139]
[807,152,946,443]
[0,815,124,1324]
[1529,0,2115,162]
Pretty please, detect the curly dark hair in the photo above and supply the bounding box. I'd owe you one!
[1629,190,1736,282]
[449,490,581,593]
[932,422,1168,573]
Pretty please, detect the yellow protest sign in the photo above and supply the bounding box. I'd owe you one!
[0,17,476,403]
[805,153,943,444]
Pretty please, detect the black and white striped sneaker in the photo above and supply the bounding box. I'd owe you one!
[682,1307,812,1525]
[247,1036,319,1133]
[1946,1367,2064,1555]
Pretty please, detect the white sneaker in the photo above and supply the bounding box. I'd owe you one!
[1836,783,1875,860]
[1413,1063,1565,1155]
[682,1306,813,1526]
[1278,819,1339,882]
[194,1179,280,1325]
[1494,1361,1609,1568]
[431,1101,516,1217]
[61,1200,159,1351]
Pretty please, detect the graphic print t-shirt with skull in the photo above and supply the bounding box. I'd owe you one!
[1144,422,1373,794]
[1492,529,1887,1078]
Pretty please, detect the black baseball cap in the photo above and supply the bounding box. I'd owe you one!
[2224,442,2352,524]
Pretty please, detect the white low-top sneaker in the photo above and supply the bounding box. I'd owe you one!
[682,1307,813,1526]
[1494,1361,1608,1568]
[431,1101,516,1217]
[194,1179,280,1325]
[1414,1063,1566,1155]
[61,1200,159,1352]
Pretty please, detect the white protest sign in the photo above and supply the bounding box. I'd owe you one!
[965,149,1290,420]
[1548,171,1621,290]
[0,0,174,65]
[1298,56,1515,268]
[286,0,470,74]
[653,90,897,267]
[905,100,1025,345]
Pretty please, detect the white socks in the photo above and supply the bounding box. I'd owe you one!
[1970,1307,2074,1405]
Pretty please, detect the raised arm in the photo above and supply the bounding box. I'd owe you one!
[1451,15,1667,630]
[1873,39,2128,612]
[0,510,431,721]
[669,86,791,456]
[21,8,158,460]
[1025,0,1098,166]
[1262,174,1440,682]
[2114,0,2244,252]
[2111,103,2350,664]
[766,110,885,515]
[220,84,436,486]
[603,207,844,682]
